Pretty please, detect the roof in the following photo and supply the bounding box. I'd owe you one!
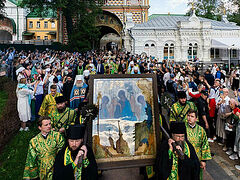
[148,14,185,21]
[133,15,240,30]
[8,0,22,6]
[27,9,57,18]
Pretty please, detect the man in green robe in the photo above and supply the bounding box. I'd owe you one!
[186,109,212,180]
[23,116,65,180]
[38,85,62,117]
[50,96,76,133]
[170,91,197,123]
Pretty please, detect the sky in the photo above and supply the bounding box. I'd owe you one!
[149,0,189,15]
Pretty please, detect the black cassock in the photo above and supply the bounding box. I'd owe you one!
[155,140,200,180]
[53,145,98,180]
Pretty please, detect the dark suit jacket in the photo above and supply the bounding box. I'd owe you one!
[96,64,104,74]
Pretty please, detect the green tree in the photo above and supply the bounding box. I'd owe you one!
[187,0,222,21]
[20,0,103,52]
[228,0,240,25]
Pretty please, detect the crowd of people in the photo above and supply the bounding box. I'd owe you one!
[1,47,240,179]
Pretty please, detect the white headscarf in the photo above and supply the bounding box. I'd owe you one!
[16,67,25,75]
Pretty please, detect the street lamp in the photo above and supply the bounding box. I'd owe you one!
[228,44,235,73]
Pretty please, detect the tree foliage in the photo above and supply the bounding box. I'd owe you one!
[228,0,240,25]
[187,0,222,21]
[20,0,104,52]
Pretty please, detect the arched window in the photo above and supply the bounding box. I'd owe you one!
[151,44,155,47]
[188,43,198,60]
[145,44,149,47]
[164,43,174,60]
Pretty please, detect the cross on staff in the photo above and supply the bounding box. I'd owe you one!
[191,0,197,12]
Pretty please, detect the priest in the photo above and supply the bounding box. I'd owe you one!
[70,75,88,110]
[50,96,76,133]
[186,109,212,180]
[155,121,200,180]
[23,116,65,180]
[53,124,98,180]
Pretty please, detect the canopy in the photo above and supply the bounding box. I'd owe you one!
[212,38,240,49]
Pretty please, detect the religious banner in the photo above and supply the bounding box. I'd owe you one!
[89,74,160,170]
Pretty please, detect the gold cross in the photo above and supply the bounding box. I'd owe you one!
[191,1,196,11]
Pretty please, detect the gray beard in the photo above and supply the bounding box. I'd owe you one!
[76,83,83,87]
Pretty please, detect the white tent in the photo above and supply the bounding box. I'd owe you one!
[212,38,240,49]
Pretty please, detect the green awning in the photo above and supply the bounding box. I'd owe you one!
[22,31,34,36]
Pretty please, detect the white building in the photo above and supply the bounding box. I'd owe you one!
[129,13,240,62]
[0,0,28,41]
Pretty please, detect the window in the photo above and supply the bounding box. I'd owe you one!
[36,21,40,28]
[151,44,155,47]
[210,48,214,58]
[44,36,48,40]
[51,22,55,28]
[37,36,40,40]
[231,49,237,58]
[29,21,33,29]
[145,44,149,47]
[188,43,198,60]
[164,43,174,60]
[44,21,48,28]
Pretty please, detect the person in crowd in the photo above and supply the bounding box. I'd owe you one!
[224,99,239,161]
[17,78,38,131]
[53,124,98,180]
[195,90,209,130]
[38,84,62,117]
[62,74,74,106]
[96,59,105,74]
[186,109,212,179]
[70,75,88,110]
[208,88,217,142]
[50,96,76,133]
[216,88,230,145]
[155,121,200,180]
[170,91,197,123]
[166,73,177,102]
[23,116,65,179]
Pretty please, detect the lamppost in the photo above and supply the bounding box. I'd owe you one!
[228,44,235,73]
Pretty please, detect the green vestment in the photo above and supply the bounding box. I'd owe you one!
[50,107,76,132]
[38,92,62,117]
[23,130,65,180]
[170,101,197,123]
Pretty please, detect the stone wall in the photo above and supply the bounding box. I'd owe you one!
[0,78,19,149]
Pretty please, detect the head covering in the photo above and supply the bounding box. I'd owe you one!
[66,124,85,140]
[170,122,186,134]
[201,90,208,97]
[83,70,90,77]
[16,67,25,75]
[74,75,84,86]
[55,96,66,104]
[177,91,186,99]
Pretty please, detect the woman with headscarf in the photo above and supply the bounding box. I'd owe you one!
[16,78,38,131]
